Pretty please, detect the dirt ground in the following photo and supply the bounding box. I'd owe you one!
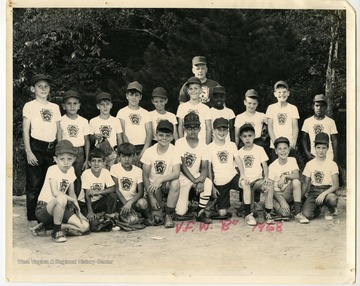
[7,191,352,284]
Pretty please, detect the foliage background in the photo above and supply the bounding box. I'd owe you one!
[12,8,346,195]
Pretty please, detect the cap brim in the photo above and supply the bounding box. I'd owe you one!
[214,124,228,128]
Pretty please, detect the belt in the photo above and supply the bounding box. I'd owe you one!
[31,137,55,149]
[37,201,47,205]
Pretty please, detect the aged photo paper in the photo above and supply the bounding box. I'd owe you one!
[5,0,356,284]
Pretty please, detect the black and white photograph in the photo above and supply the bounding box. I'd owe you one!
[5,0,356,284]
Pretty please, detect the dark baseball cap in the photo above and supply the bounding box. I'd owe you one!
[239,123,255,134]
[96,92,112,102]
[192,56,207,66]
[55,140,76,155]
[274,80,289,90]
[156,119,174,133]
[184,112,200,126]
[186,76,202,86]
[245,89,259,98]
[63,90,80,101]
[152,87,168,99]
[314,132,329,144]
[274,136,290,147]
[313,94,327,103]
[31,74,52,86]
[213,117,229,129]
[127,81,143,93]
[212,86,226,95]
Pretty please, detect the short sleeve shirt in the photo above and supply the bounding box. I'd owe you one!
[210,107,235,141]
[266,103,300,148]
[303,158,339,186]
[116,106,151,145]
[176,102,211,143]
[38,165,76,203]
[23,100,61,142]
[207,141,238,186]
[89,116,123,147]
[141,144,181,183]
[60,115,90,147]
[301,116,338,160]
[269,157,299,192]
[110,163,143,201]
[178,78,219,104]
[78,168,115,203]
[175,137,208,177]
[149,110,177,141]
[234,111,266,139]
[238,145,269,183]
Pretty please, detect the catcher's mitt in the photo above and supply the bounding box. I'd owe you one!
[118,212,140,225]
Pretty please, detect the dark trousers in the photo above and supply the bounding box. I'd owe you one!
[25,137,55,221]
[79,193,118,216]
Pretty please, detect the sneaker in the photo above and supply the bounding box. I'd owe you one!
[245,213,257,226]
[295,213,310,224]
[31,223,47,236]
[112,225,121,231]
[174,213,195,221]
[196,212,212,224]
[325,211,334,221]
[28,220,38,231]
[265,213,275,225]
[164,214,175,228]
[52,231,67,243]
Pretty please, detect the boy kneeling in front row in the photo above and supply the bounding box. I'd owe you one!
[35,140,89,243]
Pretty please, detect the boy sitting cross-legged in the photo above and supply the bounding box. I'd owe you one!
[110,142,153,226]
[77,148,119,231]
[269,137,309,223]
[175,112,212,224]
[141,120,181,228]
[35,140,89,243]
[237,123,275,226]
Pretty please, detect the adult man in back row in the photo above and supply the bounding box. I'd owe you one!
[178,56,219,107]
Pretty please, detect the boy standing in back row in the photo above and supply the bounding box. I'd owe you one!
[266,81,299,163]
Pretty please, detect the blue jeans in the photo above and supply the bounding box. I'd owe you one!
[25,137,55,221]
[302,185,338,220]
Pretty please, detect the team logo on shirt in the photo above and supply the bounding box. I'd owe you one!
[120,177,133,191]
[217,151,228,164]
[99,125,112,138]
[200,86,210,103]
[129,114,141,125]
[67,125,79,137]
[154,160,167,175]
[277,113,287,125]
[60,179,70,193]
[184,152,196,168]
[314,170,324,184]
[243,155,255,168]
[91,183,103,193]
[313,124,324,135]
[40,109,53,122]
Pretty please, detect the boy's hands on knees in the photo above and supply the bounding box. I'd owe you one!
[239,176,250,188]
[94,133,103,142]
[120,201,133,215]
[262,178,273,192]
[212,186,220,198]
[149,196,161,210]
[195,182,204,194]
[26,151,39,166]
[148,178,163,193]
[315,192,327,205]
[87,211,96,221]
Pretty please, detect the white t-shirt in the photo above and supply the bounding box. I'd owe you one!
[209,107,235,141]
[234,111,266,139]
[269,157,299,192]
[38,165,76,203]
[141,144,181,183]
[238,145,269,183]
[176,102,211,143]
[303,158,339,186]
[175,137,208,177]
[301,115,338,160]
[78,168,115,203]
[23,100,61,142]
[89,116,123,147]
[60,115,91,147]
[116,106,151,145]
[207,141,238,186]
[110,163,143,201]
[266,103,300,148]
[149,110,177,141]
